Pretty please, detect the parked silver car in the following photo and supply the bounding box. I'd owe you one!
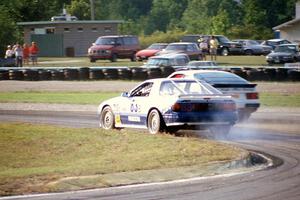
[140,53,190,69]
[233,39,272,55]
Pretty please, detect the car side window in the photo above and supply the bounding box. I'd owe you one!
[187,45,194,51]
[116,38,123,45]
[130,82,153,97]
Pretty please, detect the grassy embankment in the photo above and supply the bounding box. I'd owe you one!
[0,123,245,196]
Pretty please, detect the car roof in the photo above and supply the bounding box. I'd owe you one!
[267,39,288,42]
[149,53,189,59]
[278,43,298,47]
[145,77,199,83]
[99,35,137,38]
[168,42,196,45]
[171,70,231,75]
[151,43,168,45]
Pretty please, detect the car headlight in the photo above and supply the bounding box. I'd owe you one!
[266,56,271,59]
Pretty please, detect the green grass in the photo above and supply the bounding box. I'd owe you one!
[260,93,300,107]
[0,91,299,107]
[0,122,243,195]
[0,91,119,104]
[26,55,270,68]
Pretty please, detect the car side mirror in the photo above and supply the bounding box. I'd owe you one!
[121,92,129,97]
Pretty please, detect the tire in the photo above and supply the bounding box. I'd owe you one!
[147,109,164,134]
[130,53,137,62]
[89,68,105,80]
[244,49,253,55]
[110,54,117,62]
[221,48,229,56]
[100,106,115,130]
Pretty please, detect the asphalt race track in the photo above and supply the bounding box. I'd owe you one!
[0,109,299,200]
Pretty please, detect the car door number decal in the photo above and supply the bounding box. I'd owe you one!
[130,103,140,112]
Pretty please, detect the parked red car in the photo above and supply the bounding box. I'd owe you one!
[135,43,168,61]
[88,35,140,62]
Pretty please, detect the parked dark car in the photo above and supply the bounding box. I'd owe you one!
[261,39,291,50]
[88,35,140,62]
[266,44,300,65]
[156,42,202,60]
[181,35,243,56]
[233,39,272,55]
[140,53,190,69]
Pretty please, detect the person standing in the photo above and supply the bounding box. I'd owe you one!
[5,45,14,58]
[198,37,208,60]
[14,44,23,67]
[209,35,218,61]
[29,41,39,65]
[23,43,30,65]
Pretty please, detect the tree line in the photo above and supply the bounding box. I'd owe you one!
[0,0,297,55]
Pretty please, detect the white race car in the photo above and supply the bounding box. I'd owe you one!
[98,78,238,135]
[168,70,260,121]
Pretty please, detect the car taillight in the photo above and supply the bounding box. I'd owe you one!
[171,74,185,78]
[246,92,259,99]
[172,103,181,112]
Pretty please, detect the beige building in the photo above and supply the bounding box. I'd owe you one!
[17,20,123,57]
[273,2,300,44]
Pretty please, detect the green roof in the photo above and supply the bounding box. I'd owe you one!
[17,20,124,26]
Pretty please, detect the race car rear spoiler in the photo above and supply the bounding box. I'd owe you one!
[178,93,233,99]
[211,83,257,88]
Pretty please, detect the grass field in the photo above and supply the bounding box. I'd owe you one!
[25,55,270,68]
[0,122,244,195]
[0,91,299,107]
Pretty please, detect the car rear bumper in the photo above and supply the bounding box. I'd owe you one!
[163,111,238,126]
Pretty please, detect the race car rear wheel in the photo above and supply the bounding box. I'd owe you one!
[147,109,163,134]
[100,106,115,130]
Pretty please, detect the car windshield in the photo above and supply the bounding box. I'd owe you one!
[194,72,248,84]
[165,44,187,51]
[247,40,259,45]
[148,44,167,50]
[147,58,172,66]
[188,61,217,66]
[95,38,117,45]
[217,36,230,43]
[274,45,298,53]
[159,80,221,96]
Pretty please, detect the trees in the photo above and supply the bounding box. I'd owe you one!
[0,0,298,56]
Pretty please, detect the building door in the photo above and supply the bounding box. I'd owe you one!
[31,34,64,57]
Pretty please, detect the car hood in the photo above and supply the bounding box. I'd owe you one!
[136,49,160,56]
[267,52,294,57]
[89,45,114,50]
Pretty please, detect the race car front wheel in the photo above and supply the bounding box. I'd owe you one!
[100,106,115,130]
[147,109,163,134]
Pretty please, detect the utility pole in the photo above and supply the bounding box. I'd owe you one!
[90,0,95,20]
